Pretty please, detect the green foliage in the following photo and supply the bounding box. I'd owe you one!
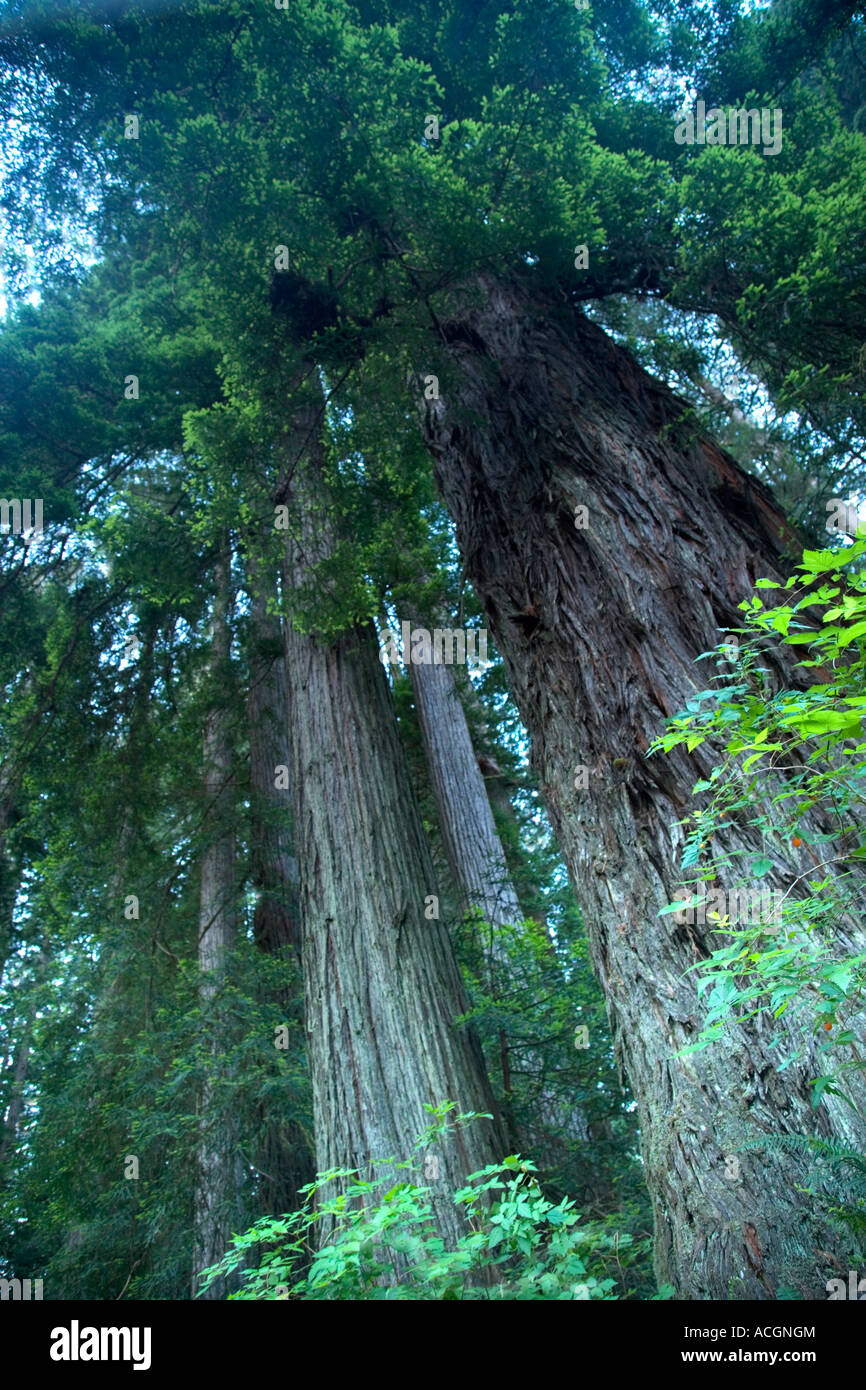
[651,539,866,1101]
[741,1133,866,1261]
[199,1107,659,1301]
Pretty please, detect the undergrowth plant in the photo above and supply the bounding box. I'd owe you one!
[651,537,866,1108]
[198,1104,669,1301]
[742,1133,866,1264]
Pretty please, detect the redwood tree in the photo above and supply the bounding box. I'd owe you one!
[420,273,866,1299]
[192,551,243,1298]
[280,405,506,1245]
[405,604,591,1157]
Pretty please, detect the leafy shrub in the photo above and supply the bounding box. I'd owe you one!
[651,537,866,1106]
[199,1104,670,1300]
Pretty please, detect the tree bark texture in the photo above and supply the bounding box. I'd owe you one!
[281,413,506,1249]
[192,551,243,1299]
[246,554,312,1213]
[421,274,866,1299]
[247,560,301,961]
[406,624,590,1153]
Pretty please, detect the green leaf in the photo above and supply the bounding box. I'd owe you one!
[799,549,843,575]
[838,621,866,647]
[811,1075,833,1107]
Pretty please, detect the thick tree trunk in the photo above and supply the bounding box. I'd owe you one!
[281,413,506,1251]
[421,274,866,1299]
[192,552,243,1299]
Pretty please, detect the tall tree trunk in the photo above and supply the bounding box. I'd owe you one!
[421,273,866,1299]
[246,554,312,1215]
[0,945,49,1177]
[281,407,506,1251]
[248,560,301,961]
[0,770,21,991]
[405,610,589,1154]
[405,610,523,936]
[0,1031,31,1173]
[192,551,243,1299]
[0,844,14,992]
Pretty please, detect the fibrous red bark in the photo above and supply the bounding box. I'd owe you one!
[281,409,506,1250]
[421,274,866,1299]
